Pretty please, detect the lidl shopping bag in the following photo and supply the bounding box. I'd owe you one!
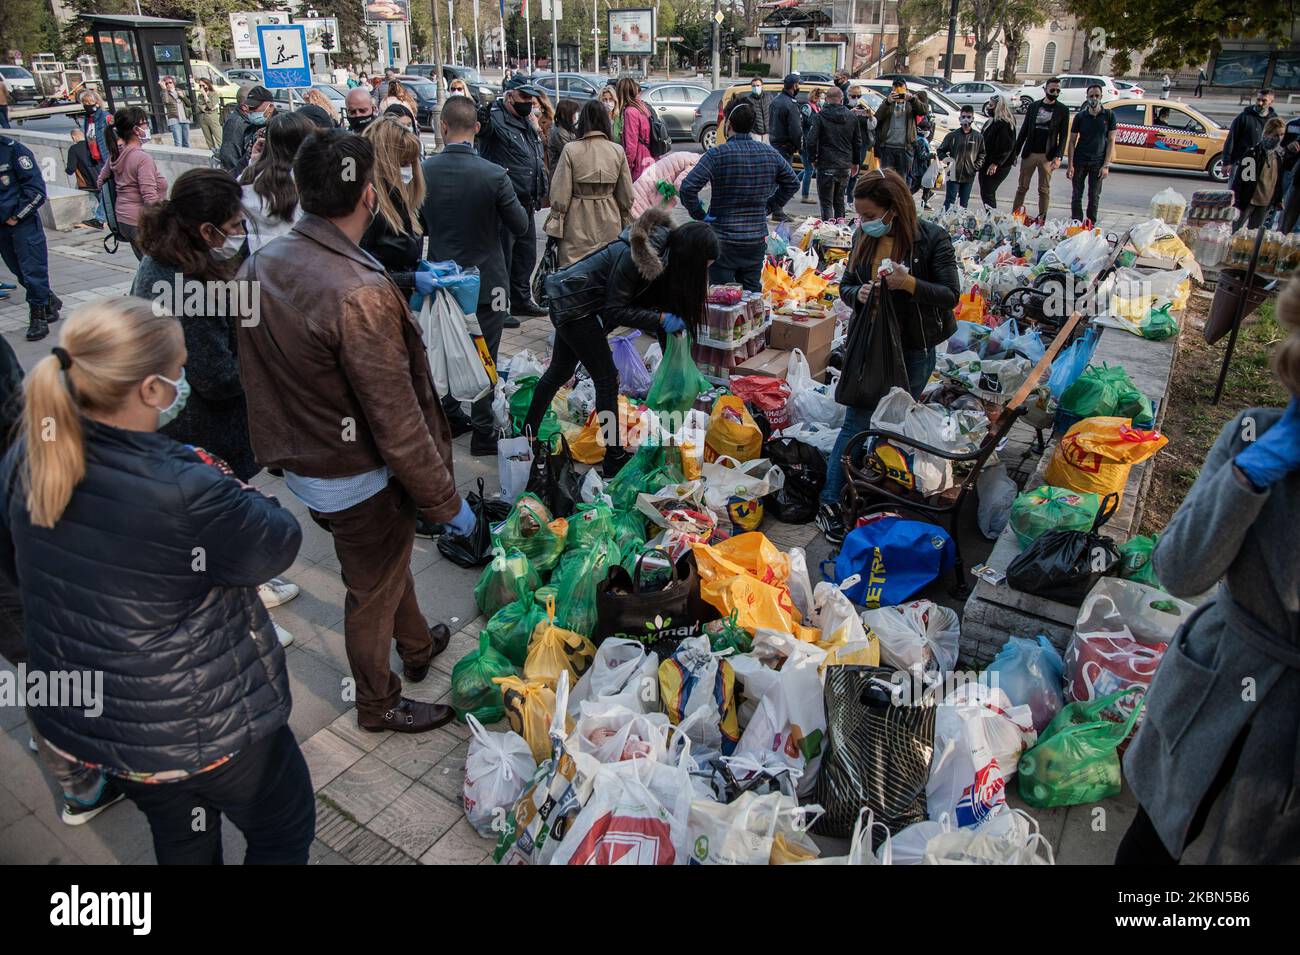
[658,635,741,756]
[868,387,957,496]
[1044,417,1168,508]
[832,518,956,609]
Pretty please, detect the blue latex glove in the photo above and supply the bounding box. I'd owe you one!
[413,271,437,296]
[703,213,717,223]
[661,312,686,335]
[445,497,477,537]
[1235,398,1300,489]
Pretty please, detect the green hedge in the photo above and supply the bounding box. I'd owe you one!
[737,63,772,78]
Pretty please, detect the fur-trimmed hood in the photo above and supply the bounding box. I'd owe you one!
[627,206,673,282]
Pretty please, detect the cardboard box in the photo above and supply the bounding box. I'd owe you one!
[733,344,834,381]
[769,314,835,354]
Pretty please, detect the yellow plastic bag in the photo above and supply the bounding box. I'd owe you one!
[523,595,596,689]
[1044,416,1168,507]
[790,267,829,302]
[821,638,881,668]
[955,286,985,325]
[568,411,606,464]
[704,396,763,463]
[693,532,790,587]
[762,261,795,297]
[493,675,558,764]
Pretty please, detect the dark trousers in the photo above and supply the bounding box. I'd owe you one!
[1194,82,1204,97]
[523,315,620,448]
[0,214,51,305]
[876,145,914,183]
[118,220,144,261]
[118,725,315,865]
[1234,204,1268,232]
[1070,160,1105,223]
[469,302,506,435]
[309,480,432,722]
[944,178,975,209]
[502,199,537,309]
[978,164,1013,209]
[1116,726,1249,865]
[0,106,9,128]
[1281,175,1300,234]
[817,169,849,220]
[708,236,765,293]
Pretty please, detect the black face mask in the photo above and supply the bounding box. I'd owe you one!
[1045,91,1059,102]
[512,99,533,118]
[348,113,374,132]
[83,104,96,115]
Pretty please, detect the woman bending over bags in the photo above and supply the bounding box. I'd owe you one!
[522,207,718,478]
[815,169,959,545]
[1116,276,1300,865]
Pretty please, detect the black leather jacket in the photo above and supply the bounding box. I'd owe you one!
[477,99,549,207]
[545,206,671,334]
[839,218,959,352]
[361,187,422,292]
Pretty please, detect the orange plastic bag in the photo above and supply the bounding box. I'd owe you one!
[524,595,596,689]
[692,535,819,640]
[1044,416,1168,507]
[692,532,790,587]
[954,285,985,325]
[704,396,763,463]
[762,261,794,298]
[568,412,606,464]
[790,268,830,302]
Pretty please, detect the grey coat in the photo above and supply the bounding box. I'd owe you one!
[1123,407,1300,863]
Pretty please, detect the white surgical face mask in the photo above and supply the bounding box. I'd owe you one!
[400,167,414,185]
[211,222,248,261]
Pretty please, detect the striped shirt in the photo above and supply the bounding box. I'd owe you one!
[284,466,391,514]
[680,132,799,244]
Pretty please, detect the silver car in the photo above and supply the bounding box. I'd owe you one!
[642,82,712,140]
[943,80,1018,110]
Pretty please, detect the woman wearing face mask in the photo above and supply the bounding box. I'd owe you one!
[814,169,959,544]
[617,77,655,179]
[383,100,418,133]
[548,98,580,172]
[977,95,1017,208]
[195,78,224,151]
[448,78,470,97]
[1230,117,1286,231]
[0,298,312,864]
[97,107,168,261]
[78,91,111,228]
[599,85,621,139]
[239,111,314,252]
[360,117,427,294]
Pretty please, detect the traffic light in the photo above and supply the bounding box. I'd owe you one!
[321,31,335,51]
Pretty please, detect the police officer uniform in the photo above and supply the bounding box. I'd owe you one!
[0,135,61,340]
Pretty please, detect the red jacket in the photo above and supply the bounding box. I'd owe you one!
[621,101,654,179]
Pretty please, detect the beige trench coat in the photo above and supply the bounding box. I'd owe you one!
[543,131,634,267]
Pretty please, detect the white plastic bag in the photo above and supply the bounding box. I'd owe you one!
[580,467,607,504]
[686,790,801,865]
[927,705,1009,828]
[942,682,1037,780]
[1074,577,1195,647]
[889,818,951,865]
[567,638,659,717]
[787,547,815,625]
[491,380,511,431]
[420,290,492,402]
[550,755,689,864]
[786,349,846,429]
[861,599,960,677]
[811,578,870,649]
[731,644,827,797]
[787,244,819,277]
[921,808,1055,864]
[569,701,671,764]
[463,715,537,838]
[777,422,840,455]
[497,434,533,503]
[868,387,958,495]
[698,456,786,509]
[501,349,546,390]
[798,807,893,865]
[921,156,940,190]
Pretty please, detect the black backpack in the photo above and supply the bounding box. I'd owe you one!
[763,436,827,524]
[647,104,672,158]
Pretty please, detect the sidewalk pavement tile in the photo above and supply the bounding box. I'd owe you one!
[372,723,460,780]
[420,738,470,805]
[327,710,390,753]
[0,814,84,864]
[0,781,27,830]
[284,644,353,742]
[366,781,461,858]
[299,726,366,791]
[321,753,413,826]
[419,814,494,865]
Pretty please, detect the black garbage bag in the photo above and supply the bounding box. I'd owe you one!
[526,434,581,519]
[438,478,510,568]
[1006,492,1121,605]
[814,665,935,842]
[763,435,827,524]
[833,286,908,410]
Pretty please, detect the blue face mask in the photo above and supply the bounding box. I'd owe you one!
[154,369,190,428]
[859,216,890,238]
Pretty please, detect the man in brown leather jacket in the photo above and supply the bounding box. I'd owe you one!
[238,130,473,734]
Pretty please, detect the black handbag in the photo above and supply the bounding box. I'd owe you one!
[595,550,714,659]
[814,665,936,841]
[437,478,510,568]
[833,281,909,411]
[526,434,581,519]
[762,435,827,524]
[1006,492,1121,605]
[531,236,560,308]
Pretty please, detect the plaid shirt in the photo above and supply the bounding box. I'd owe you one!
[680,133,799,244]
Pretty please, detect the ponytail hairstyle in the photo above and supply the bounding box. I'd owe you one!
[106,106,148,161]
[243,110,315,221]
[22,299,184,528]
[137,168,243,281]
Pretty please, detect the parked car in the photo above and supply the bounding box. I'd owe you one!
[186,60,240,105]
[531,72,611,104]
[1112,79,1146,98]
[403,63,496,105]
[392,75,438,130]
[641,81,711,140]
[878,73,951,92]
[0,65,38,104]
[692,87,725,148]
[943,79,1019,110]
[859,80,985,136]
[1020,74,1119,109]
[268,83,348,124]
[1105,97,1228,182]
[225,68,264,85]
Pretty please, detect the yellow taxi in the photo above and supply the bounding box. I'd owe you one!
[1104,98,1229,182]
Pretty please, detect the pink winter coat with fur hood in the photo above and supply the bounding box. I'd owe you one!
[630,152,700,218]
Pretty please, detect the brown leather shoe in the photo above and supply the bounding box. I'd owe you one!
[403,624,451,681]
[358,698,455,733]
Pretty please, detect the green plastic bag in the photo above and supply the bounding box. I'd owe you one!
[507,375,561,443]
[1136,303,1179,341]
[612,509,648,555]
[474,547,541,618]
[1009,485,1102,549]
[566,502,614,551]
[605,444,686,511]
[450,632,518,724]
[1058,363,1153,427]
[493,493,565,573]
[644,332,710,417]
[706,610,753,655]
[484,591,547,666]
[1017,687,1145,808]
[552,538,620,637]
[1118,533,1161,588]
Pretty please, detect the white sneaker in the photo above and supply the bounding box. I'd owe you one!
[258,577,300,608]
[273,622,295,648]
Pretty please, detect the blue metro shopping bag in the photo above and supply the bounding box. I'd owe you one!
[827,517,956,608]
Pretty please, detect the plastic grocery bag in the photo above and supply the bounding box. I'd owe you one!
[605,443,686,511]
[1148,187,1186,225]
[1046,325,1100,399]
[645,332,709,417]
[730,639,828,796]
[1007,504,1122,606]
[450,633,518,724]
[464,715,537,837]
[493,493,565,573]
[658,635,740,756]
[920,808,1055,864]
[698,456,785,511]
[483,589,547,667]
[525,595,597,689]
[1009,485,1102,550]
[552,542,618,637]
[1018,688,1145,808]
[811,578,880,665]
[942,682,1038,781]
[704,610,753,655]
[832,518,957,609]
[475,548,541,619]
[1117,533,1161,588]
[787,547,816,625]
[610,331,654,398]
[1057,363,1153,425]
[1044,417,1168,507]
[567,638,660,717]
[976,462,1017,541]
[730,376,792,432]
[868,387,958,495]
[861,599,960,677]
[979,635,1066,733]
[947,319,991,356]
[927,705,1009,828]
[497,434,533,503]
[494,672,599,864]
[493,675,559,764]
[704,395,763,463]
[687,790,800,865]
[419,289,493,402]
[568,701,671,764]
[786,348,847,429]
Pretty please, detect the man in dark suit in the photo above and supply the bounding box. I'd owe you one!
[419,95,530,456]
